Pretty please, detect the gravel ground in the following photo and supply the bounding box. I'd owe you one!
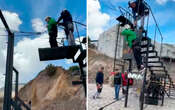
[88,84,175,110]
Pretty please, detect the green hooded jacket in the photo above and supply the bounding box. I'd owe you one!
[47,18,57,33]
[121,29,137,48]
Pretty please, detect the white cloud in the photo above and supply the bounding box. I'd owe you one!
[88,0,110,40]
[13,18,66,83]
[0,11,22,32]
[32,18,47,32]
[13,33,49,82]
[156,0,168,4]
[0,11,22,88]
[66,59,73,64]
[156,0,175,4]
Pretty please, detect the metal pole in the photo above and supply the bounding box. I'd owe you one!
[125,59,132,107]
[140,38,149,110]
[161,77,166,106]
[0,10,14,110]
[113,25,120,72]
[79,61,86,97]
[75,22,82,46]
[4,33,14,110]
[73,21,86,27]
[13,67,19,99]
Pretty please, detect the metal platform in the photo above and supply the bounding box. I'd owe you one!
[116,15,133,27]
[39,45,81,61]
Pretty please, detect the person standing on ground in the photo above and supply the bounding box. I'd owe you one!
[57,9,75,46]
[45,16,58,48]
[93,66,104,99]
[114,68,122,100]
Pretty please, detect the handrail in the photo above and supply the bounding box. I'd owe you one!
[16,96,31,110]
[145,2,164,57]
[118,6,133,17]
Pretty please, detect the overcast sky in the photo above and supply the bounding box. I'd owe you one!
[0,0,86,88]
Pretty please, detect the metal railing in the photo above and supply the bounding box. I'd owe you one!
[118,6,134,23]
[144,2,164,57]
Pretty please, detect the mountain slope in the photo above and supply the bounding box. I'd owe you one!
[18,66,85,110]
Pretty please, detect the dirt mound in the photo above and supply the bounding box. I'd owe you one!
[88,48,125,83]
[18,66,85,110]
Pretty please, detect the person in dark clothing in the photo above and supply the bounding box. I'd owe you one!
[57,9,75,46]
[45,16,58,48]
[128,0,149,28]
[114,68,122,100]
[28,100,32,108]
[93,66,104,99]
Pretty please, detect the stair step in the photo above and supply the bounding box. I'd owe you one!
[147,57,160,61]
[147,61,162,63]
[148,65,164,68]
[150,69,166,72]
[141,50,157,54]
[148,56,159,58]
[148,59,160,62]
[148,62,162,65]
[141,47,154,51]
[151,72,167,75]
[150,67,165,71]
[141,37,151,41]
[141,44,154,48]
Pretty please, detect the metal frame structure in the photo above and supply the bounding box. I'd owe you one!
[0,9,15,110]
[0,9,30,110]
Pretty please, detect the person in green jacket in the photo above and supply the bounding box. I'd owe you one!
[121,24,144,71]
[45,16,58,48]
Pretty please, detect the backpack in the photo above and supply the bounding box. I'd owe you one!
[129,78,134,86]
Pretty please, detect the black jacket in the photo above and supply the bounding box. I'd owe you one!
[131,1,149,16]
[57,10,73,24]
[114,73,122,85]
[96,72,104,84]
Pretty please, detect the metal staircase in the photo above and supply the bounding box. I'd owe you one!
[140,36,175,106]
[114,0,175,110]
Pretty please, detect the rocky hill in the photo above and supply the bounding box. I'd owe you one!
[88,48,126,83]
[18,66,85,110]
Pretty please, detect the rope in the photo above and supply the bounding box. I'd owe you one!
[145,3,164,56]
[154,26,157,47]
[75,21,82,46]
[73,21,86,27]
[146,12,150,36]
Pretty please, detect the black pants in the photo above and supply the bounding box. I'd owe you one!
[96,84,103,93]
[49,32,58,48]
[132,45,143,70]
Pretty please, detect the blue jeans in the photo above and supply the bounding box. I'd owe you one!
[115,84,120,100]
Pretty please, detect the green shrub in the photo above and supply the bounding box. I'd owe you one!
[45,64,57,76]
[68,65,79,72]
